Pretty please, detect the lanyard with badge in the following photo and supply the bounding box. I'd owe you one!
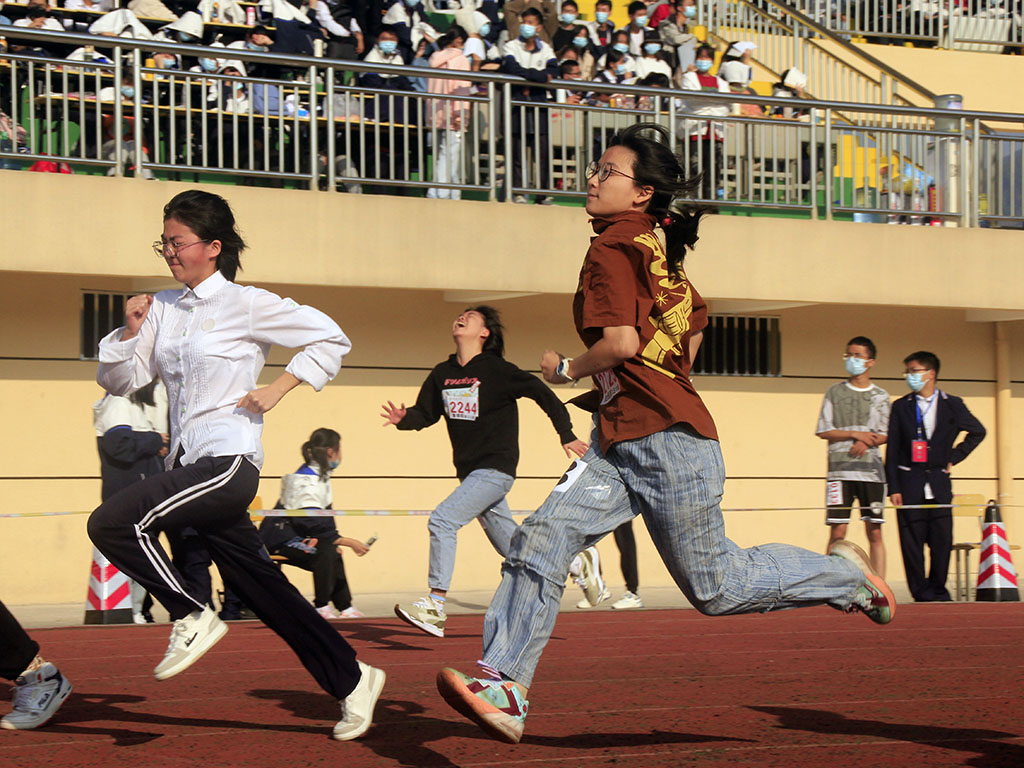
[912,395,935,463]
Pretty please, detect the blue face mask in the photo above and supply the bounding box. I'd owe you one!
[379,40,398,54]
[612,42,629,53]
[121,85,135,98]
[178,32,198,43]
[477,22,491,37]
[572,35,588,47]
[644,42,661,55]
[245,41,269,51]
[560,12,577,23]
[157,57,178,70]
[615,62,626,75]
[844,356,868,377]
[328,459,340,470]
[633,14,648,27]
[199,57,218,72]
[595,10,609,22]
[684,5,696,17]
[519,23,537,39]
[695,58,712,72]
[906,372,927,392]
[404,0,420,6]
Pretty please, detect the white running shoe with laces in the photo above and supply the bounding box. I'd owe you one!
[333,661,386,741]
[153,605,228,681]
[338,606,365,619]
[611,591,643,610]
[574,547,607,607]
[1,663,72,730]
[317,605,339,620]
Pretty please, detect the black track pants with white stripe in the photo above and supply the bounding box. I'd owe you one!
[88,455,360,699]
[0,599,39,680]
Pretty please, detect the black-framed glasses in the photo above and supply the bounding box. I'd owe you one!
[152,239,209,258]
[585,161,641,184]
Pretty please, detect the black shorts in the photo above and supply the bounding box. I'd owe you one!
[826,480,885,525]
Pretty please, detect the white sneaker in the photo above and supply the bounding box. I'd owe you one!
[153,605,227,681]
[611,591,643,610]
[512,194,529,204]
[317,605,339,620]
[574,547,607,607]
[333,661,386,741]
[132,612,148,625]
[338,606,364,619]
[1,663,72,730]
[576,586,611,609]
[539,195,555,205]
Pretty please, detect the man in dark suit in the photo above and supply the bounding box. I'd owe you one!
[886,351,986,601]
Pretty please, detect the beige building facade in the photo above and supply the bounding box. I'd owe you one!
[1,172,1021,608]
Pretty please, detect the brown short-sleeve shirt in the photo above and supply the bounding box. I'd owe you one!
[571,210,718,452]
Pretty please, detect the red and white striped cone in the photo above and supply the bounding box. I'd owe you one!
[84,547,133,624]
[975,501,1020,602]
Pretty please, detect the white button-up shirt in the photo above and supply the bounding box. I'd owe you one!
[97,271,350,470]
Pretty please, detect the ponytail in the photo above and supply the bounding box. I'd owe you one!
[301,427,341,480]
[609,123,705,278]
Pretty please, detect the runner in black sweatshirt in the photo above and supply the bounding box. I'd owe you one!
[384,306,592,638]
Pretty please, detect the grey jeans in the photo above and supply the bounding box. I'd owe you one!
[428,468,518,592]
[482,423,864,686]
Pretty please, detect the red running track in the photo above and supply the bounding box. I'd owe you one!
[2,604,1023,767]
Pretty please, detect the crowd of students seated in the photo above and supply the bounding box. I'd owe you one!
[0,0,815,200]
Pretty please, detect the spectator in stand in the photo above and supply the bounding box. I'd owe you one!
[501,5,558,204]
[625,0,649,54]
[647,0,673,27]
[680,42,730,202]
[719,59,762,117]
[153,11,204,44]
[264,0,319,57]
[770,67,809,119]
[312,0,364,60]
[382,0,439,62]
[125,0,178,21]
[427,24,472,200]
[658,0,698,78]
[635,69,670,111]
[208,59,249,113]
[12,4,62,31]
[503,0,558,46]
[565,24,596,78]
[595,30,636,78]
[555,57,586,103]
[552,0,585,50]
[586,0,615,47]
[720,39,755,83]
[589,46,634,107]
[634,28,670,79]
[360,26,415,120]
[88,8,155,40]
[457,8,501,71]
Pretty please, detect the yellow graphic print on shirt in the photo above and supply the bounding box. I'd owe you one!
[635,232,692,380]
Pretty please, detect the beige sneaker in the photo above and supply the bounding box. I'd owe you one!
[575,586,610,609]
[574,547,607,607]
[611,591,643,610]
[394,596,446,637]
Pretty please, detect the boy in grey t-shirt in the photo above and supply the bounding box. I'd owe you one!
[816,336,891,577]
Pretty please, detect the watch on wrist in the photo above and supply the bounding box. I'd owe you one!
[556,357,574,382]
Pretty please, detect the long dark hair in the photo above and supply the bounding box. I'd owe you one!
[163,190,247,282]
[129,379,159,407]
[609,123,703,277]
[302,428,341,480]
[467,305,505,357]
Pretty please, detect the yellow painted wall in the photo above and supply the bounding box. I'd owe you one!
[0,272,1015,605]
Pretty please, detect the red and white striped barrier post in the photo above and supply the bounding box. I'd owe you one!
[84,547,133,624]
[975,500,1020,602]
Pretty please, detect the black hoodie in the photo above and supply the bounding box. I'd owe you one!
[398,352,578,480]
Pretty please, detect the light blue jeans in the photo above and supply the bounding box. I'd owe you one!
[428,468,518,592]
[482,423,864,686]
